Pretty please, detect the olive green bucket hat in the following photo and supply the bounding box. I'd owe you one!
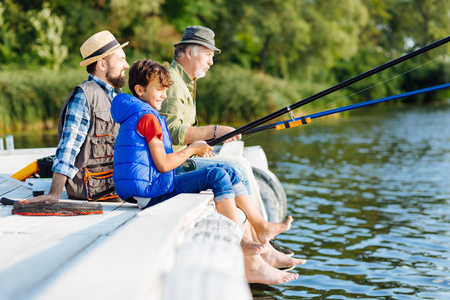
[174,25,221,54]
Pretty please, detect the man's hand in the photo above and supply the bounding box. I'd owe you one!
[23,193,59,205]
[22,172,67,205]
[184,125,242,145]
[216,125,242,143]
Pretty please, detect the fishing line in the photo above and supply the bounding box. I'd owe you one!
[239,52,450,142]
[240,83,450,136]
[207,35,450,146]
[303,52,450,117]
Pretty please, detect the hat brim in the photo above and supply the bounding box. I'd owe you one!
[80,41,129,67]
[174,40,221,54]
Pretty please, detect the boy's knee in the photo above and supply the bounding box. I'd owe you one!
[212,163,240,177]
[206,163,244,187]
[207,166,229,181]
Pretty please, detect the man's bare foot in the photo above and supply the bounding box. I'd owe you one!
[261,242,306,268]
[241,238,268,256]
[245,255,298,284]
[255,216,294,244]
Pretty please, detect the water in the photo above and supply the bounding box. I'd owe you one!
[7,105,450,299]
[245,105,450,299]
[0,130,58,150]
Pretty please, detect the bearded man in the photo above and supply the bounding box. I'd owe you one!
[25,30,129,204]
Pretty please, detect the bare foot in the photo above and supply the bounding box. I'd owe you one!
[255,216,294,244]
[261,242,306,268]
[245,255,298,284]
[241,238,268,256]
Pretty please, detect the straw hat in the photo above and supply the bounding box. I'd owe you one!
[80,31,129,67]
[174,25,221,54]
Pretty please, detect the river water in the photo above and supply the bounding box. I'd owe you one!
[4,105,450,299]
[245,105,450,299]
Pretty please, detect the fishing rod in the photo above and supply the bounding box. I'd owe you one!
[207,35,450,146]
[241,83,450,135]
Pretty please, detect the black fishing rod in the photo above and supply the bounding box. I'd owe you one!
[208,35,450,146]
[241,83,450,135]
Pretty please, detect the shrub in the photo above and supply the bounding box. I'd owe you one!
[0,68,85,132]
[0,64,349,133]
[196,64,349,125]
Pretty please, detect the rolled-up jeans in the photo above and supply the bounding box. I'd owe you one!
[145,163,247,209]
[176,158,251,196]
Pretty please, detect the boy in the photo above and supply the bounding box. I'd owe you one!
[112,59,293,250]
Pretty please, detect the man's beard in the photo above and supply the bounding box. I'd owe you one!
[106,71,127,89]
[194,69,206,79]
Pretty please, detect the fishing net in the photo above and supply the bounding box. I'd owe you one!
[10,200,103,216]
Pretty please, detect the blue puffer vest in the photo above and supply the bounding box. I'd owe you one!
[111,93,174,200]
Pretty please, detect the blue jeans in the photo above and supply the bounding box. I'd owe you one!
[145,163,247,209]
[175,158,252,196]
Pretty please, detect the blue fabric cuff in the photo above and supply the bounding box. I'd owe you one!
[52,158,78,179]
[232,182,247,197]
[214,192,235,203]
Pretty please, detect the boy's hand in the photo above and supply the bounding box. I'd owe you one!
[189,141,213,157]
[200,151,216,158]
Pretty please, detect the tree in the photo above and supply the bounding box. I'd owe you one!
[28,3,68,70]
[207,0,369,81]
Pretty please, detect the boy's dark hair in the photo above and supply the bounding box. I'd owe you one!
[128,59,173,97]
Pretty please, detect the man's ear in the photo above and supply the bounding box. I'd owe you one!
[186,47,193,59]
[97,58,107,72]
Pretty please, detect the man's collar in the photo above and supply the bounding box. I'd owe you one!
[88,74,118,97]
[170,60,195,85]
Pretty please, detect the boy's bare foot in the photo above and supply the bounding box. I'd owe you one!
[255,216,294,244]
[261,242,306,268]
[245,255,298,284]
[241,238,268,256]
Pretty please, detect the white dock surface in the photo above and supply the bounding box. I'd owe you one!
[0,148,252,300]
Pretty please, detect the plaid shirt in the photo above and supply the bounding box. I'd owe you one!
[52,74,117,179]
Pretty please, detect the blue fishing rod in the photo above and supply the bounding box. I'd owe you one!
[241,83,450,135]
[207,35,450,146]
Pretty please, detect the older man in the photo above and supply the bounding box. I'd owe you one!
[160,26,296,256]
[160,25,239,150]
[25,30,129,204]
[159,25,266,212]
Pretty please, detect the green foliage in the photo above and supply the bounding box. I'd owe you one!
[399,59,450,103]
[0,68,85,132]
[1,0,449,133]
[388,0,450,49]
[162,0,224,32]
[0,2,18,62]
[0,0,33,66]
[28,3,68,70]
[298,0,369,79]
[129,17,180,62]
[196,64,349,125]
[210,0,369,80]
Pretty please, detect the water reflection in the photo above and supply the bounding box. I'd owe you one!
[246,106,450,299]
[0,130,58,149]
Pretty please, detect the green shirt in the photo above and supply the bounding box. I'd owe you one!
[159,60,198,152]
